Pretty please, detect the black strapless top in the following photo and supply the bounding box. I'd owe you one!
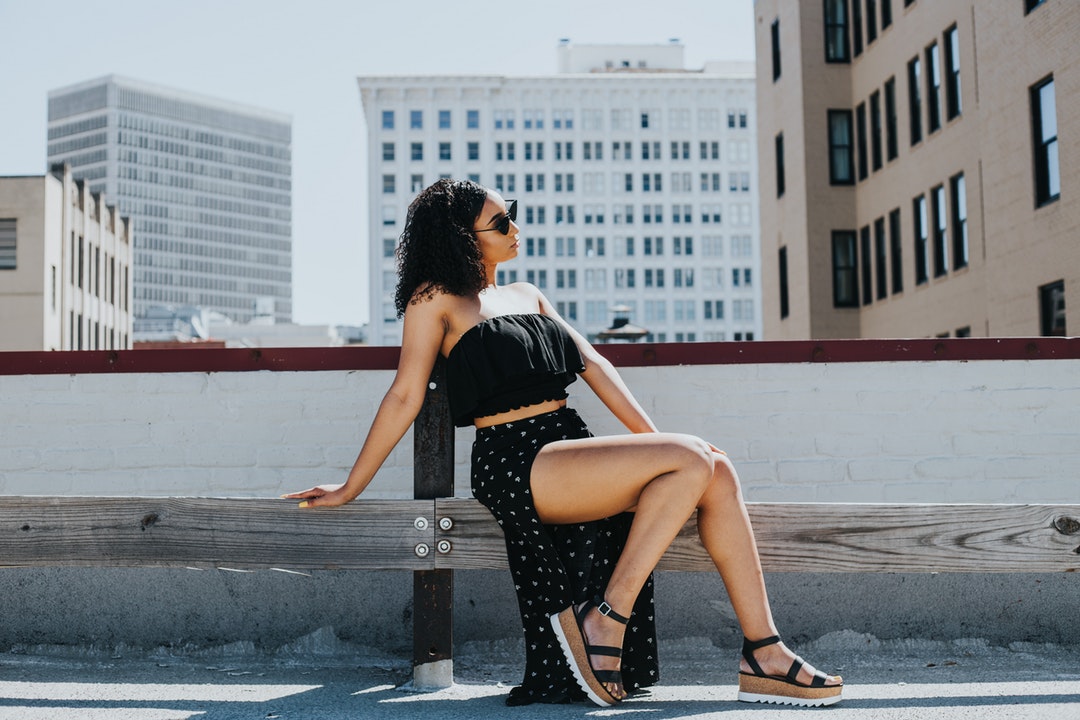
[445,313,586,427]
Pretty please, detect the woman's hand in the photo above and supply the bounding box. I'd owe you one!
[281,484,351,508]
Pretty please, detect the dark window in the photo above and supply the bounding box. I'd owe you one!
[931,185,948,277]
[1026,0,1047,14]
[944,25,962,120]
[926,43,942,134]
[411,142,423,161]
[874,217,888,300]
[382,142,394,161]
[1031,76,1060,207]
[955,326,971,338]
[885,77,899,160]
[779,246,790,319]
[438,109,451,129]
[775,133,786,197]
[828,110,856,184]
[913,195,929,285]
[867,0,878,44]
[771,18,782,81]
[381,110,394,130]
[852,0,864,56]
[889,207,903,294]
[1039,280,1065,336]
[856,102,868,181]
[824,0,851,62]
[439,142,451,161]
[832,231,859,307]
[0,219,15,270]
[950,172,968,269]
[908,56,923,145]
[410,110,423,129]
[882,0,892,28]
[860,225,873,305]
[870,90,883,171]
[467,109,480,129]
[467,142,480,161]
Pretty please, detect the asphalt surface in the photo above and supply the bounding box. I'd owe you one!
[1,632,1078,719]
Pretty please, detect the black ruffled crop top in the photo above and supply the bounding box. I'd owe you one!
[445,313,586,427]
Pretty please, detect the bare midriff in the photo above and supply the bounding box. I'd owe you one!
[472,398,567,428]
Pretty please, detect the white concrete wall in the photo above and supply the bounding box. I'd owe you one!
[1,360,1077,503]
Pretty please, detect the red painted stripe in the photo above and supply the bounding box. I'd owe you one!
[0,337,1076,376]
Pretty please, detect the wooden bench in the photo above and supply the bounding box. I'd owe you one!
[2,364,1078,688]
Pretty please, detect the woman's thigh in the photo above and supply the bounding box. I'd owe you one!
[530,432,712,524]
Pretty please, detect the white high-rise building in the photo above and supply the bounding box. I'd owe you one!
[47,76,293,323]
[359,42,761,347]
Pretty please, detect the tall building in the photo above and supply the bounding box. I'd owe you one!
[359,42,761,346]
[755,0,1076,339]
[46,76,293,323]
[0,164,133,351]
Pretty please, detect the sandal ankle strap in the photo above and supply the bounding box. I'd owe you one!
[593,596,630,625]
[741,634,782,675]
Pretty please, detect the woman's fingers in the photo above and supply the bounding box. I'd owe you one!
[707,442,727,456]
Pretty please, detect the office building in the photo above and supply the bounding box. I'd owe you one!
[47,76,293,323]
[0,164,133,351]
[359,42,761,346]
[756,0,1076,339]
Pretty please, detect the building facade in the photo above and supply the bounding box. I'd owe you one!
[0,165,133,351]
[359,43,761,346]
[46,76,293,323]
[756,0,1076,339]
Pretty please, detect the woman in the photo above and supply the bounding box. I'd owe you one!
[285,179,843,708]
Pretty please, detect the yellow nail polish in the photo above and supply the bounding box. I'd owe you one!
[299,501,309,508]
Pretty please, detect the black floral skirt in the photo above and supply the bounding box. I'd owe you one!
[471,406,659,705]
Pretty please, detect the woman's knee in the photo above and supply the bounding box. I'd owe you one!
[667,434,715,489]
[708,452,741,497]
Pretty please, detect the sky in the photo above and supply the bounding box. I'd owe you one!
[0,0,756,326]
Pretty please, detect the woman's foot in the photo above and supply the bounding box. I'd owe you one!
[579,600,629,701]
[738,635,843,707]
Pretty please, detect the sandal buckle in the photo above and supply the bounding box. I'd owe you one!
[597,601,614,618]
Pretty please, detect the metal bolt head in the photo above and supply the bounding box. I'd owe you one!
[438,517,453,531]
[414,517,429,531]
[436,540,452,554]
[414,543,430,557]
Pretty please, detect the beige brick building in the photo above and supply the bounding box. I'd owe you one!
[0,165,133,351]
[755,0,1076,339]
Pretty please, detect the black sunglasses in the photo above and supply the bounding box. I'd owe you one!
[475,200,517,236]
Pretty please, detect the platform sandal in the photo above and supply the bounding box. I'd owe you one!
[737,634,843,707]
[550,596,629,707]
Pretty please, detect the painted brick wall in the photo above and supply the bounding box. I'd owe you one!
[2,359,1077,503]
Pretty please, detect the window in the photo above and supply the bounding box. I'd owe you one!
[828,110,855,184]
[932,184,948,277]
[824,0,850,62]
[913,195,929,285]
[867,0,878,44]
[382,142,395,161]
[438,109,451,129]
[832,231,859,307]
[467,142,479,161]
[852,0,864,56]
[860,225,873,305]
[908,57,923,145]
[381,110,394,130]
[410,174,424,193]
[885,77,899,161]
[889,207,903,294]
[1039,280,1065,336]
[467,109,480,129]
[870,91,883,171]
[0,219,15,270]
[1031,76,1060,207]
[874,217,887,300]
[951,172,968,270]
[439,142,451,161]
[776,133,786,197]
[410,110,423,129]
[882,0,892,28]
[856,102,869,181]
[411,142,423,161]
[779,246,790,319]
[771,18,782,81]
[944,25,962,120]
[926,43,942,134]
[1026,0,1047,14]
[382,174,395,194]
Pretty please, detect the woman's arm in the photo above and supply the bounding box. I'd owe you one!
[284,296,447,507]
[535,291,659,435]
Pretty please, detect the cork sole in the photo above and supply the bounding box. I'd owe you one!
[738,672,843,707]
[549,608,619,707]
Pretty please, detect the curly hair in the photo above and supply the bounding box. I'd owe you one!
[393,178,490,318]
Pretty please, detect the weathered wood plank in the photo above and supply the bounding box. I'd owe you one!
[434,499,1080,573]
[0,497,434,570]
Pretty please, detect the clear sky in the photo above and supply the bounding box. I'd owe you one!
[0,0,756,325]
